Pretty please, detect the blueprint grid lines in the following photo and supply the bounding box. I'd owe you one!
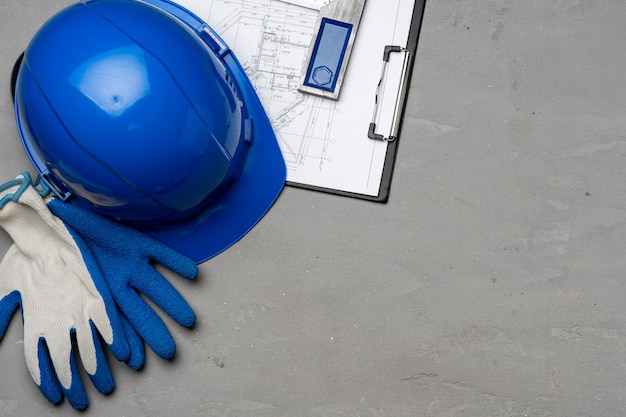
[203,0,341,174]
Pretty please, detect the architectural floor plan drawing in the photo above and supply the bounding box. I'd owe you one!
[221,3,339,175]
[175,0,416,198]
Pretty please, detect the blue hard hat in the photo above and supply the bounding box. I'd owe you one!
[13,0,286,263]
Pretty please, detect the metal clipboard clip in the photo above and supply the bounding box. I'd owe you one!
[368,45,411,142]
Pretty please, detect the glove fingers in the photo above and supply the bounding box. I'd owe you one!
[131,268,196,328]
[61,347,89,410]
[119,313,145,371]
[0,291,20,339]
[36,338,89,410]
[147,241,198,280]
[63,221,130,363]
[115,289,176,359]
[84,322,114,395]
[87,303,130,363]
[35,339,63,405]
[34,331,114,409]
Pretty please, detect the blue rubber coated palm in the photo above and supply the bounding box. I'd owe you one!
[48,199,198,363]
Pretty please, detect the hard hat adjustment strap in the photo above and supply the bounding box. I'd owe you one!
[0,172,51,209]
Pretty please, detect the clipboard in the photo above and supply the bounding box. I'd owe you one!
[173,0,427,202]
[287,0,426,202]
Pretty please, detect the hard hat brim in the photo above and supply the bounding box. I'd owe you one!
[141,3,287,263]
[146,53,286,263]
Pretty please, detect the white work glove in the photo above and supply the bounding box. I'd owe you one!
[0,174,129,410]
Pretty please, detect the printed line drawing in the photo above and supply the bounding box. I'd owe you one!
[205,0,339,173]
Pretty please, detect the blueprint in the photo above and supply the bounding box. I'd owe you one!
[174,0,415,197]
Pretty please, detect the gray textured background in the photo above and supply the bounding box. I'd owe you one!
[1,1,626,416]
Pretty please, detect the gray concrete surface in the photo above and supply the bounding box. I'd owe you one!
[1,0,626,416]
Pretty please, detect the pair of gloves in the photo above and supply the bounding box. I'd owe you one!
[0,173,198,410]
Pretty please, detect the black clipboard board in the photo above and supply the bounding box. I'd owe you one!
[286,0,427,202]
